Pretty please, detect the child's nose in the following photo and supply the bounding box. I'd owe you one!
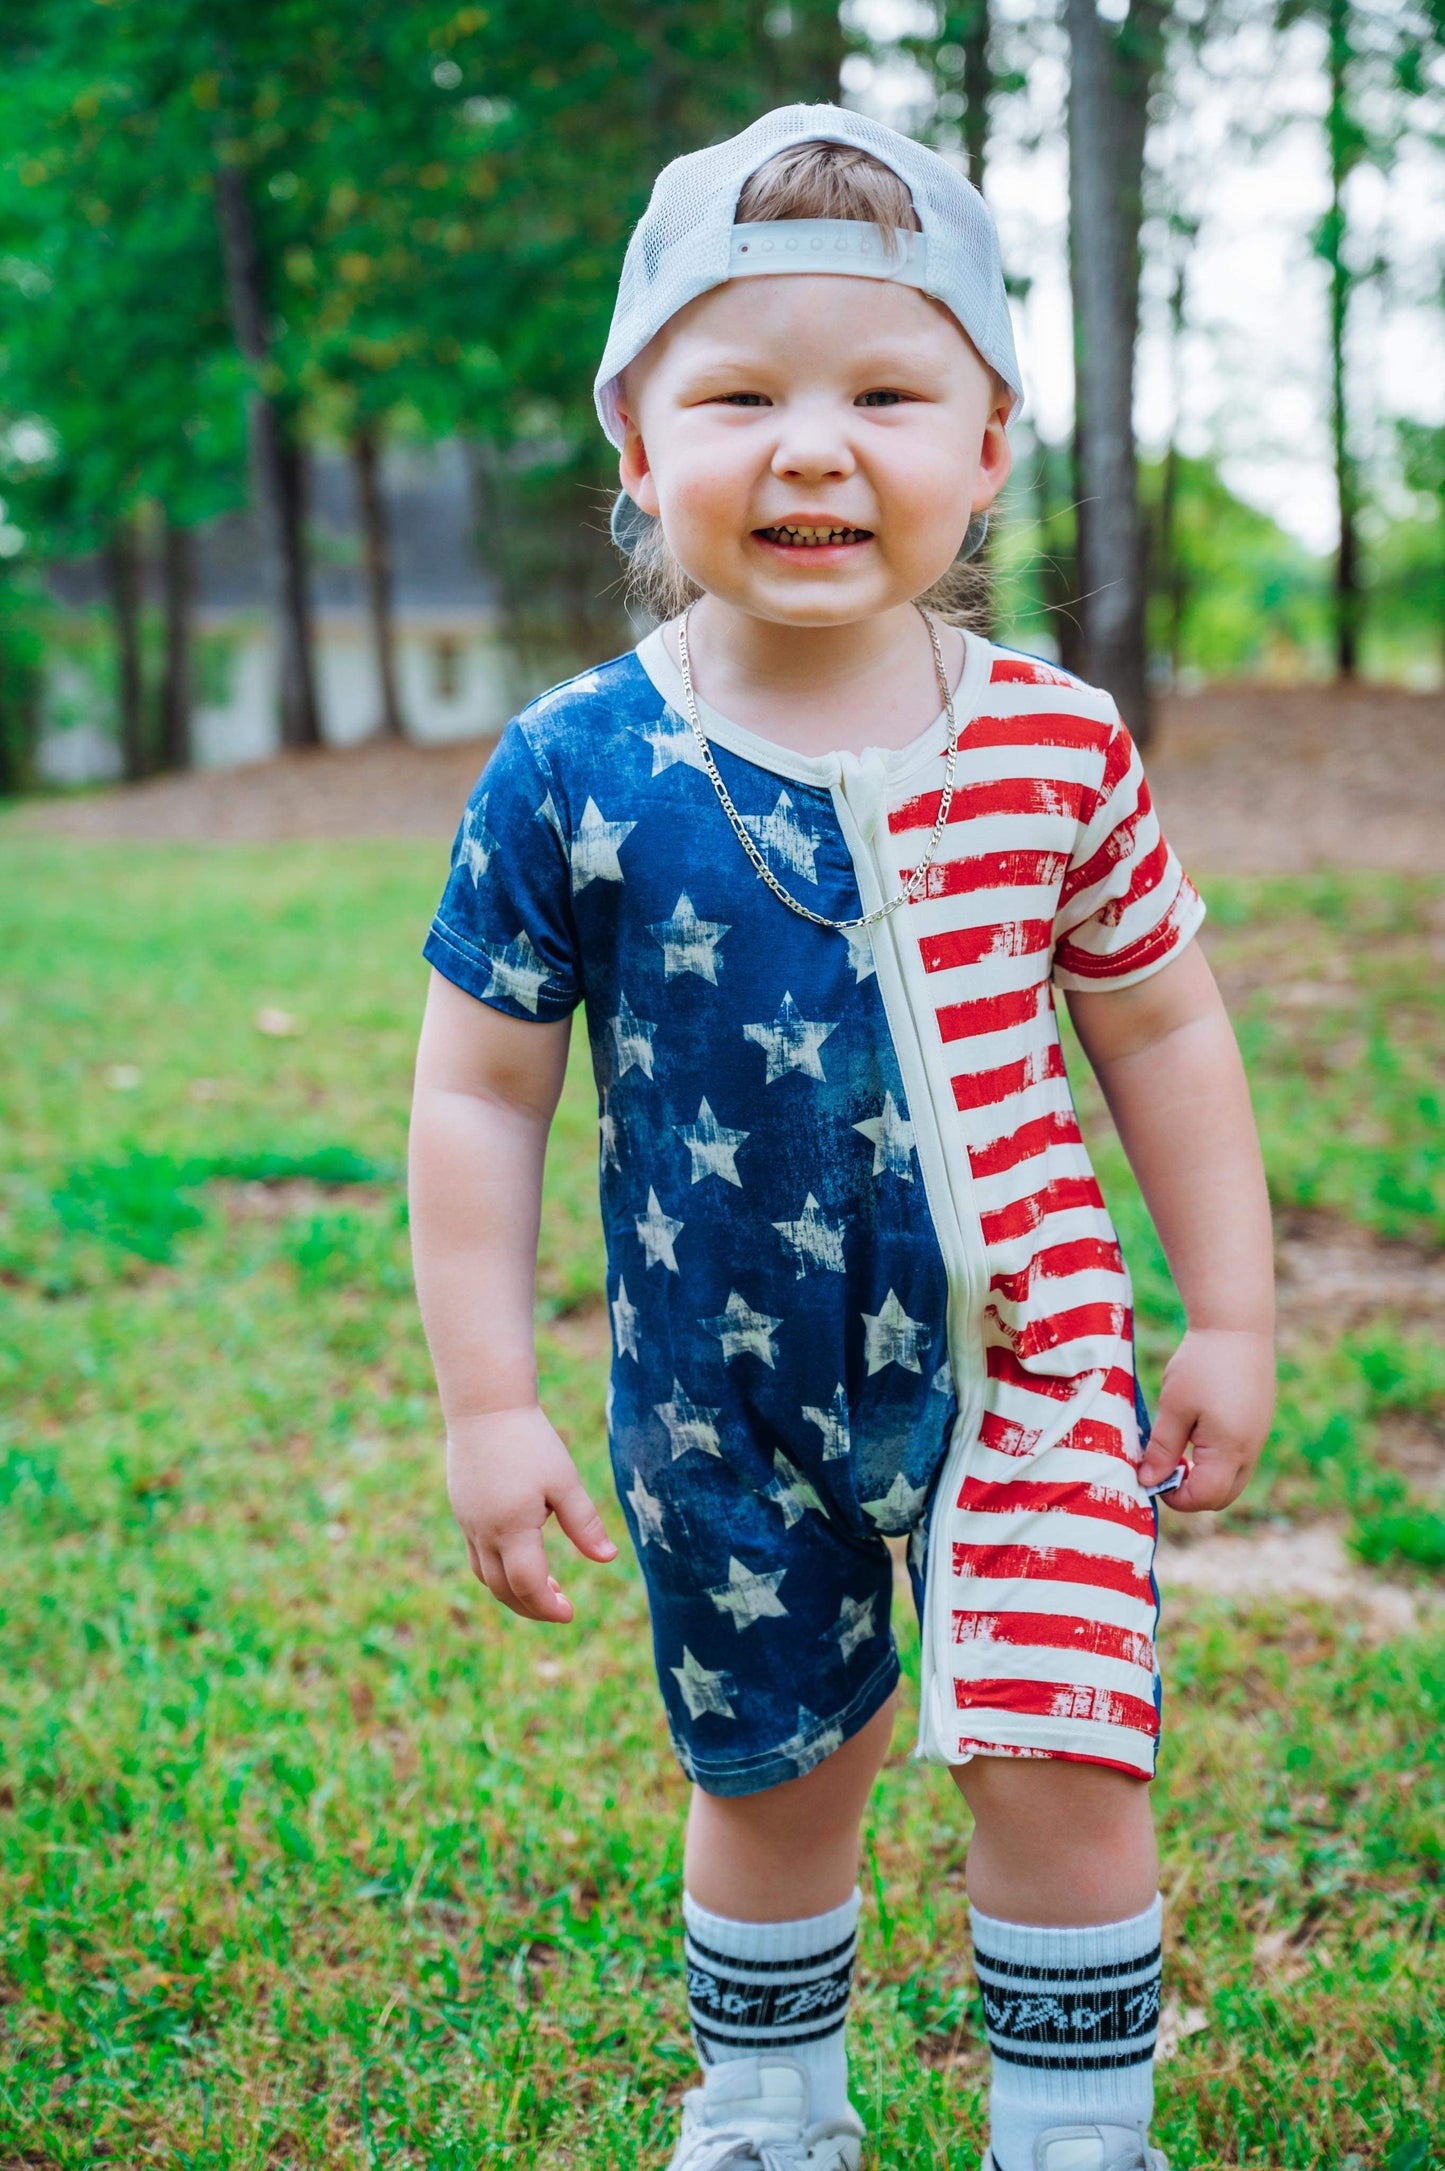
[770,409,857,480]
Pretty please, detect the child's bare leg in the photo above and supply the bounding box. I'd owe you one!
[674,1694,896,2129]
[951,1756,1157,1924]
[685,1693,896,1918]
[952,1757,1163,2170]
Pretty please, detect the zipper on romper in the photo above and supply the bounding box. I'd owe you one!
[830,752,993,1765]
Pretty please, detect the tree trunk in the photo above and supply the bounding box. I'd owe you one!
[1159,253,1189,684]
[159,517,194,770]
[1065,0,1167,746]
[104,513,146,783]
[1325,0,1362,680]
[960,0,992,192]
[790,0,846,101]
[352,422,406,739]
[213,161,322,750]
[1035,432,1086,679]
[0,627,40,798]
[959,0,997,637]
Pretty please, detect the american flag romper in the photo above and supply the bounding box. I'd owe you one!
[423,624,1206,1796]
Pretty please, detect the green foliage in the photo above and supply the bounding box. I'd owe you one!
[49,1146,387,1263]
[1352,1505,1445,1571]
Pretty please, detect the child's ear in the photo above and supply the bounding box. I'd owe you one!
[972,398,1013,515]
[617,405,661,519]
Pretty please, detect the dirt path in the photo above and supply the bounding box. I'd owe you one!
[12,681,1445,874]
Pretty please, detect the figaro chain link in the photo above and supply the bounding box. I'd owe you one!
[675,598,960,936]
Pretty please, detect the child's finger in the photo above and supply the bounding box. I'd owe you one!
[498,1532,574,1622]
[551,1478,619,1563]
[1138,1397,1193,1489]
[1163,1449,1245,1514]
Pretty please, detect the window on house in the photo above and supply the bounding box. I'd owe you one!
[432,635,462,702]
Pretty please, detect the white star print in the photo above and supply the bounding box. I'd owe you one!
[598,1091,622,1173]
[457,801,496,885]
[831,1592,878,1662]
[654,1380,722,1460]
[610,1277,640,1360]
[772,1192,847,1276]
[610,991,656,1079]
[707,1555,790,1630]
[861,1470,932,1530]
[677,1098,749,1187]
[703,1289,782,1368]
[843,926,877,982]
[854,1090,916,1180]
[535,789,565,841]
[477,930,553,1015]
[931,1360,954,1397]
[740,790,821,882]
[778,1707,845,1775]
[671,1646,737,1719]
[626,1467,669,1549]
[743,991,837,1084]
[635,1188,683,1272]
[643,712,708,775]
[649,893,730,982]
[763,1452,826,1530]
[862,1288,931,1375]
[802,1384,851,1461]
[569,795,637,892]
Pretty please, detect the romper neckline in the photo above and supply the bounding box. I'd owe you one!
[633,619,996,791]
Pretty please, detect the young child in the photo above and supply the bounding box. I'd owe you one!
[409,103,1275,2171]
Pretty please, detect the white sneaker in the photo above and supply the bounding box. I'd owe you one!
[664,2056,865,2169]
[984,2128,1169,2171]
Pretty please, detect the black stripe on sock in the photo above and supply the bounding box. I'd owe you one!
[973,1944,1163,1986]
[694,2013,853,2054]
[989,2041,1158,2072]
[687,1959,853,2034]
[980,1977,1161,2052]
[684,1928,857,1975]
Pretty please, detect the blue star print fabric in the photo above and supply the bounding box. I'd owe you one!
[425,653,958,1795]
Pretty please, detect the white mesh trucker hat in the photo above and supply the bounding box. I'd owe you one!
[594,102,1025,529]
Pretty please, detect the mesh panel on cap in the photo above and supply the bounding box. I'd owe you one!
[593,101,1023,448]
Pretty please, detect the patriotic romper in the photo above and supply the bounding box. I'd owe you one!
[424,624,1205,1797]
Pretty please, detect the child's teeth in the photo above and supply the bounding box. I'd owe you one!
[769,524,866,545]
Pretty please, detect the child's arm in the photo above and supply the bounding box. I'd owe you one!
[409,969,618,1623]
[1065,939,1276,1513]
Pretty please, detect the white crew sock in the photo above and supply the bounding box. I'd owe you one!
[682,1887,861,2126]
[971,1896,1163,2171]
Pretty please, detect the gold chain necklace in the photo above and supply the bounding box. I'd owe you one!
[675,598,961,936]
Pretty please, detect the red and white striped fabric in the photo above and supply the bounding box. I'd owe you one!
[882,647,1204,1778]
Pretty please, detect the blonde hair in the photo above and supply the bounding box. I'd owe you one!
[616,140,997,629]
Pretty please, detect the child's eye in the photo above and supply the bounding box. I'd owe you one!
[717,392,770,406]
[857,389,908,407]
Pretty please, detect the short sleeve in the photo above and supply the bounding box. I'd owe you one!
[1050,713,1206,991]
[423,719,584,1020]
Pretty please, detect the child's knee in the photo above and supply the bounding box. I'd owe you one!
[951,1751,1153,1848]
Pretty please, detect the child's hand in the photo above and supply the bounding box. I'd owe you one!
[447,1404,618,1623]
[1136,1327,1276,1513]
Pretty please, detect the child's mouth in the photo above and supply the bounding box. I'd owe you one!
[754,523,874,550]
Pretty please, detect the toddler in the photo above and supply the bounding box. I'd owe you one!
[409,103,1275,2171]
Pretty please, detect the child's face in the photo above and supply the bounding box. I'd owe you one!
[616,271,1012,626]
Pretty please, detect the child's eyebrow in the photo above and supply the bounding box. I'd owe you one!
[677,344,950,381]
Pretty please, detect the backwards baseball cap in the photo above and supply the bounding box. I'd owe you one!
[594,102,1024,554]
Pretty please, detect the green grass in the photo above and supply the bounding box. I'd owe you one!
[1,839,1442,2166]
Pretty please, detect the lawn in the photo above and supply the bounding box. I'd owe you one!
[0,836,1441,2169]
